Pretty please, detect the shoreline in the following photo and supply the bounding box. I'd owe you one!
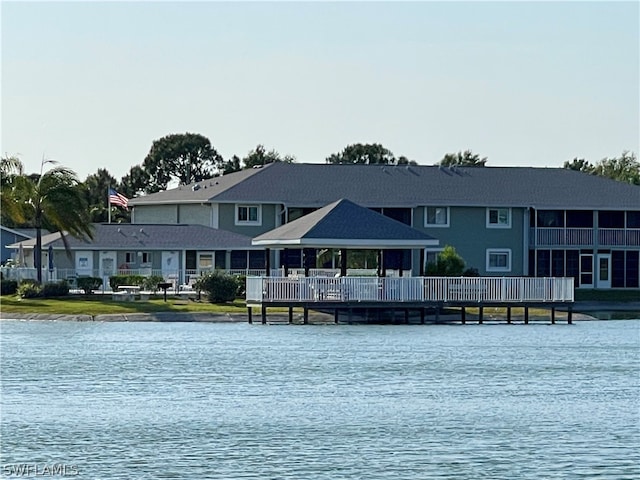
[3,302,640,323]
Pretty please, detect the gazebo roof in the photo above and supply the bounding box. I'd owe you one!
[252,199,438,248]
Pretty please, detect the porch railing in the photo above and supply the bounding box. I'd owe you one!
[247,276,575,304]
[531,228,640,247]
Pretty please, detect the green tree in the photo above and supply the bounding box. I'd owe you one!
[326,143,399,165]
[82,168,127,223]
[2,158,93,283]
[563,157,594,173]
[1,155,25,226]
[142,132,222,193]
[120,165,149,198]
[563,152,639,185]
[425,245,466,276]
[592,151,639,185]
[438,150,487,167]
[242,144,295,169]
[219,155,242,175]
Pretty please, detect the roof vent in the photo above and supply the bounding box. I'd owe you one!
[192,183,200,191]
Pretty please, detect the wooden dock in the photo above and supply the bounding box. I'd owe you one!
[246,276,575,325]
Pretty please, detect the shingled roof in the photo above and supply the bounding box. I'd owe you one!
[10,224,255,250]
[129,163,639,210]
[253,199,438,248]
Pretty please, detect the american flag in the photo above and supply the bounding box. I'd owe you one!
[108,188,129,209]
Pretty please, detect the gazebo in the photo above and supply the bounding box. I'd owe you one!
[252,198,439,277]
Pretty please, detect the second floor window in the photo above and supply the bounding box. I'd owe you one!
[236,205,261,225]
[487,208,511,228]
[425,207,449,227]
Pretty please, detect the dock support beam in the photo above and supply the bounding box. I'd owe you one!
[568,307,573,324]
[288,306,293,324]
[334,309,339,324]
[420,308,425,325]
[261,306,267,324]
[551,307,556,325]
[478,307,484,325]
[461,307,466,324]
[303,307,309,325]
[524,307,529,325]
[248,307,253,324]
[507,307,512,324]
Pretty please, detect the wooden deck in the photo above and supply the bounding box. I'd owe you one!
[246,276,575,324]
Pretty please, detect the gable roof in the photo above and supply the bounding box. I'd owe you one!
[9,224,256,250]
[129,167,262,205]
[130,163,639,210]
[253,199,438,248]
[1,226,43,239]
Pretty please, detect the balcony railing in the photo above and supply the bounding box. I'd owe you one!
[531,228,640,247]
[247,276,575,304]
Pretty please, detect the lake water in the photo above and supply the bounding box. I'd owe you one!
[1,320,638,479]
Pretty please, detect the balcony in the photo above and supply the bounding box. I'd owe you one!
[530,228,640,247]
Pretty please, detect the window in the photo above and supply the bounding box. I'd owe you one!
[125,252,135,264]
[425,207,449,227]
[236,205,261,225]
[425,248,443,266]
[198,254,213,270]
[486,249,511,272]
[486,208,511,228]
[140,252,151,264]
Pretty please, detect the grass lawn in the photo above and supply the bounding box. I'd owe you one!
[1,289,637,317]
[0,295,250,316]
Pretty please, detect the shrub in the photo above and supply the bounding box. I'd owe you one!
[142,275,165,292]
[77,277,103,294]
[425,245,466,277]
[18,282,43,299]
[1,280,18,296]
[463,267,480,277]
[197,271,238,303]
[42,280,70,297]
[235,275,246,298]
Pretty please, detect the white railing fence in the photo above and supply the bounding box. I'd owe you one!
[532,227,640,247]
[247,276,575,304]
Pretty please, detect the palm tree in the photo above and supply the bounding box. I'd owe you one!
[2,157,93,283]
[1,155,26,227]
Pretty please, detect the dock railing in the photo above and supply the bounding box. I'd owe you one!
[246,276,574,304]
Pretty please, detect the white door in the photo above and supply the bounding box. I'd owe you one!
[99,251,117,278]
[75,251,94,276]
[162,251,179,282]
[596,254,611,289]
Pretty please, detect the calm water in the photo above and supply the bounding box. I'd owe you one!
[1,320,638,479]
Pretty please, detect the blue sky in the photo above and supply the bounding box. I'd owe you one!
[2,1,638,181]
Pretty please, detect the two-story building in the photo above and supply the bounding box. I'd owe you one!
[7,163,638,289]
[127,163,639,289]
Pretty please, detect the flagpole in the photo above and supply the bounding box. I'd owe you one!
[108,186,111,224]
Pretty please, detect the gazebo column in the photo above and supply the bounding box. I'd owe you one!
[340,248,347,277]
[265,248,271,276]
